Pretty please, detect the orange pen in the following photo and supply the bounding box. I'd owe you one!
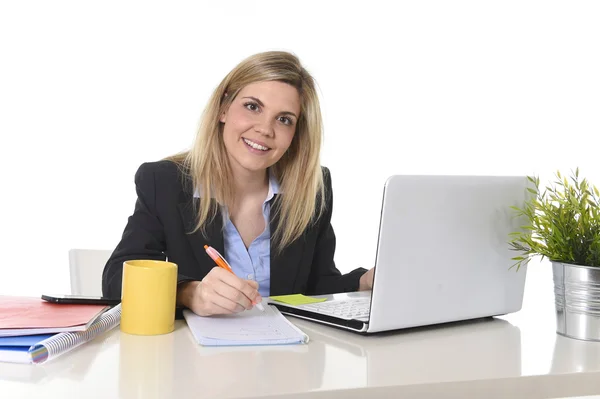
[204,244,233,273]
[203,245,264,311]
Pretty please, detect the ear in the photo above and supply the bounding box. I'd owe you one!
[220,92,229,123]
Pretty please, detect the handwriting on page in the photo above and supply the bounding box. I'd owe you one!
[227,327,284,338]
[184,305,303,343]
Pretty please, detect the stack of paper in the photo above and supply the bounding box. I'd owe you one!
[0,296,120,364]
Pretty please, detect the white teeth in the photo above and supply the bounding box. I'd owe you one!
[243,138,269,151]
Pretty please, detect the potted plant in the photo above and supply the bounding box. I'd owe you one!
[509,168,600,341]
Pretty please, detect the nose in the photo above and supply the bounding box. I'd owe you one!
[254,118,274,137]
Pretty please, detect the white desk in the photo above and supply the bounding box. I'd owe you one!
[2,268,600,398]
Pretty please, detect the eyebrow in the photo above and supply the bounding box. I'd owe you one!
[242,96,298,119]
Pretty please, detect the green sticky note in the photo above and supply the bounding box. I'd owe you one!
[269,294,327,306]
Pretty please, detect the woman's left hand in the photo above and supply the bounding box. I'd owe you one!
[359,268,374,291]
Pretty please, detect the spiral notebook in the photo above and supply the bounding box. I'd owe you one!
[0,304,122,364]
[183,304,309,346]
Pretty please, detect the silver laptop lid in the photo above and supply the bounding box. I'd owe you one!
[368,175,530,333]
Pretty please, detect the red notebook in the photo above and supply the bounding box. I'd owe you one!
[0,296,109,337]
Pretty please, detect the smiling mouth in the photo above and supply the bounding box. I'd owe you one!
[243,138,270,151]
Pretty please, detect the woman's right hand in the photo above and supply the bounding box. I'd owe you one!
[177,267,262,316]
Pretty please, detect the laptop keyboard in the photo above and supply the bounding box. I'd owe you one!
[299,297,371,321]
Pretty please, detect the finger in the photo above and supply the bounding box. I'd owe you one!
[245,280,263,303]
[217,271,260,303]
[201,285,245,313]
[213,282,254,310]
[201,298,237,315]
[211,293,247,313]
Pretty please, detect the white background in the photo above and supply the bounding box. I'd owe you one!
[0,0,599,297]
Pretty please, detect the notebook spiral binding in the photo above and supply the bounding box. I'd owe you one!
[29,304,122,364]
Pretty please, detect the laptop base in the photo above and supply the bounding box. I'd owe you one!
[271,304,369,333]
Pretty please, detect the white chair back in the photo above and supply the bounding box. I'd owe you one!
[68,248,113,296]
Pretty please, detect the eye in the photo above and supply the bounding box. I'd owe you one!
[243,102,260,112]
[278,116,294,126]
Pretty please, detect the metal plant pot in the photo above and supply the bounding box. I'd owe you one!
[552,261,600,341]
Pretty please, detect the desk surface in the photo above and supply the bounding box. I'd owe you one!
[2,268,600,399]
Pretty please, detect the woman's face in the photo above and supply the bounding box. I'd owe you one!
[220,81,300,176]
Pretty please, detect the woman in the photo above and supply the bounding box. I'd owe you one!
[101,51,374,316]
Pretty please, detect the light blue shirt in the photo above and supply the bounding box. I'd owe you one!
[194,172,278,297]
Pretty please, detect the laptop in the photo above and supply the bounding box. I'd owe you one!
[270,175,531,334]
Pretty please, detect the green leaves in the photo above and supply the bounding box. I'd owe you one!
[509,169,600,270]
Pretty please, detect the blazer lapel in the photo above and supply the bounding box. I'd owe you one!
[269,197,305,295]
[178,193,304,295]
[178,197,224,271]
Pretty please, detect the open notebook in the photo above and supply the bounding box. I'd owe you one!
[183,304,308,346]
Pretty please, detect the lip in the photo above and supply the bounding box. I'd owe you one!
[242,137,271,149]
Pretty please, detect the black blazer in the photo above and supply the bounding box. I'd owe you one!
[101,160,367,300]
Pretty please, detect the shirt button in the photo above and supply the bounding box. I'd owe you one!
[248,274,254,280]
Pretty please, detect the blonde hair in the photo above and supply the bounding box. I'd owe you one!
[167,51,326,253]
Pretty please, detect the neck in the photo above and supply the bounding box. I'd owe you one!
[230,164,269,199]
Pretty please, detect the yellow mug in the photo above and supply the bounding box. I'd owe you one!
[120,259,178,335]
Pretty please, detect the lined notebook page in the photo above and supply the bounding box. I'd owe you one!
[183,305,308,346]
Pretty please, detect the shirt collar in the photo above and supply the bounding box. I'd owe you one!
[194,169,280,203]
[265,169,280,203]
